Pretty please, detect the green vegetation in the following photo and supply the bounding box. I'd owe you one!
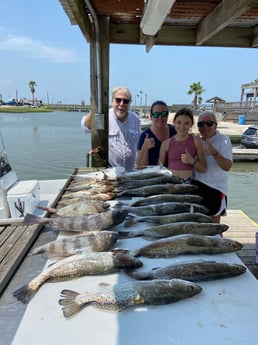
[0,106,53,113]
[187,81,205,108]
[28,80,37,105]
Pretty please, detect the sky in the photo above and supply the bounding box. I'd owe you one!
[1,0,258,107]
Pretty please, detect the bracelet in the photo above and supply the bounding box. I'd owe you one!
[213,150,218,157]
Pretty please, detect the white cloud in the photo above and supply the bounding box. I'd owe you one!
[0,33,80,63]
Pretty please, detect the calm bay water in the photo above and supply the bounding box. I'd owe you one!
[0,111,257,223]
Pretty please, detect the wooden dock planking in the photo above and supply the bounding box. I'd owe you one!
[225,210,258,279]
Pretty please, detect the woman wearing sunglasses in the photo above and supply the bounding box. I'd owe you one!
[136,100,176,167]
[192,111,233,223]
[158,107,206,181]
[81,86,140,170]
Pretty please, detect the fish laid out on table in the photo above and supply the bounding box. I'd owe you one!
[58,279,202,318]
[58,193,117,205]
[117,183,198,197]
[129,193,203,206]
[117,175,182,188]
[37,200,111,217]
[124,212,213,227]
[119,222,228,239]
[130,234,242,258]
[13,250,142,304]
[115,201,209,216]
[30,230,119,258]
[22,209,128,232]
[123,260,246,281]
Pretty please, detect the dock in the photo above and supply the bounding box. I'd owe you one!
[233,147,258,161]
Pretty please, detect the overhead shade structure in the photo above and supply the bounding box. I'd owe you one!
[140,0,176,36]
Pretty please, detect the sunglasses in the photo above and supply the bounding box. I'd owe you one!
[197,121,216,128]
[152,111,169,118]
[114,97,130,105]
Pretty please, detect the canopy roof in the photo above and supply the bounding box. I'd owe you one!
[60,0,258,51]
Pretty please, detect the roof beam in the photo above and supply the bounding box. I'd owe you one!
[59,0,92,42]
[196,0,258,46]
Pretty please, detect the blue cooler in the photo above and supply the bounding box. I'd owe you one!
[238,115,246,125]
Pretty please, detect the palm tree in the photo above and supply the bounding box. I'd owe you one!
[28,81,37,105]
[187,81,205,108]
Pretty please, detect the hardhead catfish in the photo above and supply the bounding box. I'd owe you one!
[13,250,142,304]
[22,209,128,232]
[59,279,202,318]
[123,261,246,282]
[124,212,213,227]
[129,194,203,207]
[118,183,198,197]
[30,230,119,258]
[131,234,242,258]
[119,222,228,239]
[116,202,208,217]
[36,200,110,217]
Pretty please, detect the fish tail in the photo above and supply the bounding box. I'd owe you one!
[59,289,84,318]
[22,213,50,225]
[118,230,141,238]
[13,284,37,304]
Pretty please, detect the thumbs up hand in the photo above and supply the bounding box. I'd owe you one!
[142,133,155,150]
[181,148,195,165]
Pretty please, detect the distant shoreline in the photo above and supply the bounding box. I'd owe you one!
[0,105,53,113]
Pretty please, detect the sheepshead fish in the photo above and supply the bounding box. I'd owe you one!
[37,200,110,216]
[124,261,246,282]
[23,209,128,232]
[30,230,119,258]
[59,278,202,318]
[124,212,213,227]
[129,194,203,207]
[119,222,228,239]
[116,202,208,217]
[13,250,142,304]
[131,234,242,258]
[118,183,198,197]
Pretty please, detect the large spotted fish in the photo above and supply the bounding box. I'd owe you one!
[13,250,142,304]
[131,234,242,258]
[124,261,246,281]
[59,279,202,318]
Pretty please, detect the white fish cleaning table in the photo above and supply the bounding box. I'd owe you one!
[9,169,258,345]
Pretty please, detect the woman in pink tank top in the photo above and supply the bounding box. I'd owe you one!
[159,108,206,180]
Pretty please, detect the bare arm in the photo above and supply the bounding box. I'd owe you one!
[158,139,169,166]
[206,139,232,171]
[83,113,92,129]
[194,136,206,172]
[136,133,153,167]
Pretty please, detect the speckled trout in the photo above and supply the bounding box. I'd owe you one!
[131,234,242,258]
[116,202,208,216]
[30,230,119,258]
[124,261,246,281]
[119,222,228,239]
[59,279,202,318]
[124,212,213,227]
[129,194,203,206]
[13,250,142,304]
[118,183,198,197]
[23,209,128,232]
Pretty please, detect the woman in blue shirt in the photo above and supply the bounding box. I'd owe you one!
[136,100,176,167]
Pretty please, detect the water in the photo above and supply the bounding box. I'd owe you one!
[0,111,257,223]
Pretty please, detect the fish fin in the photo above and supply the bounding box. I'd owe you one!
[59,289,82,318]
[151,266,161,271]
[117,231,139,238]
[22,213,50,225]
[13,284,37,304]
[36,205,57,214]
